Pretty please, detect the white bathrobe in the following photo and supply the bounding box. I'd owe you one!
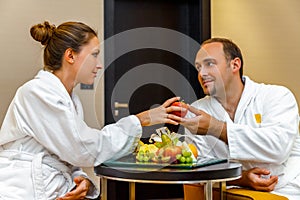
[186,76,300,199]
[0,70,142,199]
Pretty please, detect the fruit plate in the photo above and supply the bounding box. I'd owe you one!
[103,155,227,169]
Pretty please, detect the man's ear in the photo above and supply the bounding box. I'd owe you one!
[64,48,74,64]
[231,57,241,72]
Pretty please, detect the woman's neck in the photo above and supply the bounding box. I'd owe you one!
[53,69,76,96]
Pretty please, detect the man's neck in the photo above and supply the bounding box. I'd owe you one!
[215,81,244,121]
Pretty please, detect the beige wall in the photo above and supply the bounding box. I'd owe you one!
[0,0,104,127]
[211,0,300,107]
[0,0,103,189]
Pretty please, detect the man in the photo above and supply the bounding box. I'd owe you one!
[179,38,300,199]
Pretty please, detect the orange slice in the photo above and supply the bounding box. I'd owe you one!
[188,143,198,158]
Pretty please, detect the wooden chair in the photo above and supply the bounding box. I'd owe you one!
[183,184,288,200]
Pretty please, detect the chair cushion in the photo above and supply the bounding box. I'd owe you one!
[225,188,288,200]
[183,184,288,200]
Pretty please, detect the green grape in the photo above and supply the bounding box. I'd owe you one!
[145,150,150,156]
[137,155,144,162]
[143,156,150,162]
[182,149,192,158]
[185,156,193,163]
[179,156,186,163]
[176,154,182,160]
[139,150,145,156]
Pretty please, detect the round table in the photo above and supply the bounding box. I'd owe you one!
[95,161,242,200]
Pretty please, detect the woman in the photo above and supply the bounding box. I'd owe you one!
[0,21,183,199]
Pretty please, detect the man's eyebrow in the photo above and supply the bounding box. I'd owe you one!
[203,58,215,62]
[195,58,215,65]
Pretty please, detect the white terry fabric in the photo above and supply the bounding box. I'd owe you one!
[0,70,142,199]
[185,76,300,197]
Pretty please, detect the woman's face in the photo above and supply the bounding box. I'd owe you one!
[74,36,102,85]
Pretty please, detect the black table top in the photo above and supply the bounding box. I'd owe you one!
[95,158,242,183]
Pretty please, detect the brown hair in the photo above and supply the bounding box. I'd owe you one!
[30,21,97,71]
[202,38,244,81]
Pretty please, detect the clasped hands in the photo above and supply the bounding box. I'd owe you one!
[56,176,92,200]
[229,167,278,192]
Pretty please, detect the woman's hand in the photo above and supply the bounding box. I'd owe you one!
[136,97,186,126]
[56,176,92,200]
[228,167,278,192]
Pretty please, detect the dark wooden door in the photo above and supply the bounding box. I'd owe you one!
[103,0,210,199]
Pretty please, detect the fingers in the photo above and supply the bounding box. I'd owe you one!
[167,113,183,121]
[188,105,202,115]
[247,168,278,192]
[253,176,278,192]
[57,188,85,200]
[137,97,200,126]
[166,105,187,114]
[162,96,181,107]
[256,176,278,187]
[56,177,89,200]
[165,117,180,125]
[250,167,270,175]
[74,176,84,185]
[165,108,187,125]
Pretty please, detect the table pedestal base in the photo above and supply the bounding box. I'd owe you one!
[101,177,227,200]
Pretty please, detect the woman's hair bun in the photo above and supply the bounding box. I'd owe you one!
[30,21,56,45]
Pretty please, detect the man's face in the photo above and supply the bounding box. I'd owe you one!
[194,42,230,96]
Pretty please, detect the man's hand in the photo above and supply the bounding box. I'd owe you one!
[56,176,92,200]
[179,105,211,134]
[178,105,227,143]
[228,167,278,192]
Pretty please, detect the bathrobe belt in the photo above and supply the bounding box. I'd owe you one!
[0,149,72,200]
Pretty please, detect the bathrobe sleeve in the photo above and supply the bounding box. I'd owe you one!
[227,85,299,164]
[10,80,142,167]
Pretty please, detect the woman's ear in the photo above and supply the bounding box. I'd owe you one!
[64,48,74,64]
